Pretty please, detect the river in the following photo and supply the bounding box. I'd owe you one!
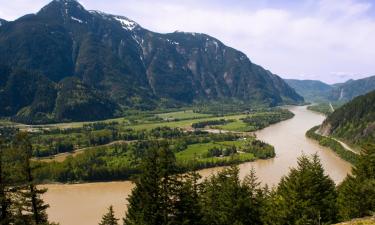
[42,106,352,225]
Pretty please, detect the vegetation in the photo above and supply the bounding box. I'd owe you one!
[321,90,375,151]
[0,133,55,224]
[31,130,274,183]
[99,205,119,225]
[306,126,358,164]
[191,119,235,129]
[307,102,341,115]
[1,108,293,159]
[123,143,375,225]
[336,147,375,221]
[0,0,303,124]
[240,109,294,131]
[1,129,374,225]
[285,79,333,103]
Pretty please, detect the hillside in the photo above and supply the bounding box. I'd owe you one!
[320,90,375,150]
[0,0,303,124]
[329,75,375,102]
[285,79,332,102]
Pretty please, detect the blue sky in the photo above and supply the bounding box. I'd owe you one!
[1,0,375,84]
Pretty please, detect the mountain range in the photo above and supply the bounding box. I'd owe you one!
[286,75,375,103]
[0,0,303,124]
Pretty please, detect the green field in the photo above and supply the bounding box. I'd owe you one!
[128,114,247,130]
[157,110,212,120]
[176,141,245,160]
[214,120,255,132]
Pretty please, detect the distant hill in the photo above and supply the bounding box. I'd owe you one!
[286,75,375,103]
[320,90,375,150]
[0,0,303,124]
[328,75,375,102]
[285,79,332,102]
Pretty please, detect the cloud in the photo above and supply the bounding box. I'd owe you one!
[1,0,375,83]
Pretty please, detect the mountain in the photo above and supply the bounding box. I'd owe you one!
[286,75,375,103]
[329,75,375,102]
[0,19,6,26]
[320,90,375,150]
[285,79,333,102]
[0,0,303,124]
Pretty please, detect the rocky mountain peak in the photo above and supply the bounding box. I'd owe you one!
[37,0,89,22]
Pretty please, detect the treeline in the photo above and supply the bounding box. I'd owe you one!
[241,109,294,130]
[31,126,199,158]
[306,126,358,164]
[0,133,56,224]
[191,119,234,129]
[100,141,375,225]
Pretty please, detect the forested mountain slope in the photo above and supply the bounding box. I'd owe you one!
[320,90,375,150]
[285,79,333,102]
[329,75,375,102]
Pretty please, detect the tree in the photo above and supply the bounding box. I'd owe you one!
[99,205,118,225]
[337,147,375,220]
[263,154,337,225]
[124,141,178,225]
[10,133,51,225]
[124,141,204,225]
[171,170,203,225]
[200,166,265,225]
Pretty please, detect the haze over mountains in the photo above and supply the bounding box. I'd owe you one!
[286,75,375,103]
[0,0,303,124]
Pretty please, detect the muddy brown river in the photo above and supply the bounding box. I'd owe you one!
[42,106,352,225]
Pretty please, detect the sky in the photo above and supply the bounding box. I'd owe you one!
[1,0,375,84]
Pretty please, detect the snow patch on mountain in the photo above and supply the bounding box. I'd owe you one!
[71,16,84,23]
[113,16,137,30]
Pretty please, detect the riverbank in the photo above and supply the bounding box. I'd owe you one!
[306,126,358,164]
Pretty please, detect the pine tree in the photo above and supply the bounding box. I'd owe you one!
[11,133,51,225]
[337,147,375,220]
[124,141,177,225]
[200,166,265,225]
[263,154,337,225]
[99,205,119,225]
[171,170,203,225]
[124,141,204,225]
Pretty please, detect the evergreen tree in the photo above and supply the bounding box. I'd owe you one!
[124,141,204,225]
[124,141,178,225]
[200,166,265,225]
[10,133,51,225]
[171,170,203,225]
[99,205,119,225]
[337,147,375,220]
[263,154,337,225]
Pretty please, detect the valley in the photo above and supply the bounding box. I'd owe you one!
[40,105,352,225]
[1,0,374,224]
